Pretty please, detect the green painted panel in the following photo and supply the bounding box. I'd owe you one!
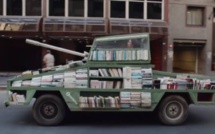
[189,92,197,103]
[25,89,36,104]
[59,89,166,112]
[152,91,165,103]
[60,90,80,110]
[187,91,215,105]
[150,91,165,110]
[213,94,215,102]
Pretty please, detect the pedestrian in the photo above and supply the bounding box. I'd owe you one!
[43,50,55,68]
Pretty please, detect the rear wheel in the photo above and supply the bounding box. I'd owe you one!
[32,94,66,126]
[158,95,188,125]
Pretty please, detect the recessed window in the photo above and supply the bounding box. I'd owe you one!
[68,0,84,17]
[7,0,22,16]
[49,0,65,16]
[88,0,104,17]
[0,0,3,15]
[147,2,162,19]
[110,0,163,20]
[111,1,125,18]
[26,0,42,16]
[129,1,144,19]
[187,6,204,26]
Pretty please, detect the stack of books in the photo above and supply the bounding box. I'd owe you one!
[141,92,151,107]
[120,92,152,108]
[22,70,32,77]
[142,68,153,89]
[120,92,131,108]
[22,80,31,87]
[12,80,22,87]
[194,79,211,90]
[90,80,122,89]
[93,68,122,77]
[89,70,99,77]
[79,96,88,108]
[9,91,25,103]
[123,67,142,89]
[11,68,88,89]
[90,49,149,61]
[76,69,88,88]
[131,67,142,89]
[30,77,41,87]
[52,73,64,87]
[174,79,188,90]
[79,96,120,108]
[123,67,132,89]
[64,71,76,88]
[130,92,141,108]
[41,75,53,87]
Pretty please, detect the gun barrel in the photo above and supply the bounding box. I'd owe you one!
[26,39,86,58]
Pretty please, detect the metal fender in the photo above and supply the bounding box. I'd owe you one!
[151,91,166,111]
[60,90,80,111]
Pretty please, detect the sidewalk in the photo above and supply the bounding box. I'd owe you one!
[0,72,21,90]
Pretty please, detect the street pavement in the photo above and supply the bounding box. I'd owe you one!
[1,91,215,134]
[0,74,17,89]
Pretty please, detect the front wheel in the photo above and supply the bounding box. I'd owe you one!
[158,95,188,125]
[32,94,66,126]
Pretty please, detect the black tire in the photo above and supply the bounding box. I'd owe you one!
[158,95,188,126]
[32,94,66,126]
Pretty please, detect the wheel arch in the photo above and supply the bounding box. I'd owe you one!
[33,90,69,111]
[154,92,193,111]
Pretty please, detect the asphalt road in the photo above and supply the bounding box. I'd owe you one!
[1,91,215,134]
[0,74,16,88]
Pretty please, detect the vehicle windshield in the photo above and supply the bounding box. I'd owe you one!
[89,33,150,61]
[94,36,149,50]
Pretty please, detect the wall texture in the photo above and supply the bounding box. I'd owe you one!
[168,0,215,75]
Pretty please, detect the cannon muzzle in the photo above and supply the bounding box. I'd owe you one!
[26,39,89,58]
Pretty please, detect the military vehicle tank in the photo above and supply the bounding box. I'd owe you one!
[4,33,215,126]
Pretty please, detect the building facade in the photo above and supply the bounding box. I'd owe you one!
[0,0,168,72]
[168,0,215,75]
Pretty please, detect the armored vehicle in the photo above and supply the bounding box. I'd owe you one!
[5,33,215,126]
